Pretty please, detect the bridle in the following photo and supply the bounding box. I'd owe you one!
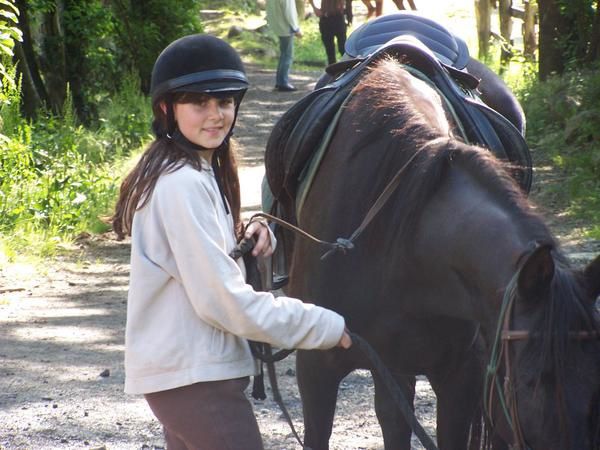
[484,259,600,450]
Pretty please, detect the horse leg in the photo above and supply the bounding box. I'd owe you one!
[427,354,483,450]
[296,349,353,450]
[372,373,415,450]
[361,0,376,17]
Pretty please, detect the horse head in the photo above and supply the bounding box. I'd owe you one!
[491,244,600,449]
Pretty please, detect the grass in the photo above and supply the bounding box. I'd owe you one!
[200,2,360,71]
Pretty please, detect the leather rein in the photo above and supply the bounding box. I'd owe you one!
[484,261,600,450]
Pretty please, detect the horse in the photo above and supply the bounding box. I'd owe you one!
[265,57,600,449]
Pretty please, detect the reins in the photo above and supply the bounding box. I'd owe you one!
[231,219,441,450]
[484,270,530,450]
[484,253,600,450]
[350,332,440,450]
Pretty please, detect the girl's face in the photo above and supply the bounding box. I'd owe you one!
[173,94,236,149]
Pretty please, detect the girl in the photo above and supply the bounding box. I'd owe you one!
[113,34,351,450]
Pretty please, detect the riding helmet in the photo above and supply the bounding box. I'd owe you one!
[150,34,249,104]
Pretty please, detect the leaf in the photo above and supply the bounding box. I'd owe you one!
[0,10,18,23]
[0,0,19,15]
[0,42,14,57]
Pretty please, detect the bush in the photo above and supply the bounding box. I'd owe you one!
[96,73,153,158]
[0,65,152,255]
[520,64,600,237]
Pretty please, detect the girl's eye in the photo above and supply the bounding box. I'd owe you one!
[220,97,235,107]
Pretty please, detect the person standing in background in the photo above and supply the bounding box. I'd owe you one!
[266,0,303,92]
[310,0,353,65]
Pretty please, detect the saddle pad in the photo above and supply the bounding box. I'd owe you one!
[295,94,353,221]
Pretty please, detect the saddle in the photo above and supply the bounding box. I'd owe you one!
[265,13,533,211]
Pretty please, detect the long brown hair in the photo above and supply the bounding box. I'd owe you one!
[112,95,242,240]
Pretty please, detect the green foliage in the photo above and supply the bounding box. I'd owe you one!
[111,0,203,93]
[557,0,596,63]
[221,8,328,70]
[0,0,21,86]
[0,67,152,256]
[0,63,21,133]
[294,16,328,69]
[200,0,261,14]
[62,0,119,114]
[520,63,600,236]
[0,0,23,92]
[96,72,153,157]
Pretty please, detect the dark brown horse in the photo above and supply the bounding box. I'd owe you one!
[267,58,600,449]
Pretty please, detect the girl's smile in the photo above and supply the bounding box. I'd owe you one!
[174,94,236,149]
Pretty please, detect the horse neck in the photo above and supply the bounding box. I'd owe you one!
[412,162,552,334]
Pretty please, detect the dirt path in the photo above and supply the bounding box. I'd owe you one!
[2,16,599,450]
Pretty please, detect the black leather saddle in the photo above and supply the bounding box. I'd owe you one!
[265,13,533,206]
[345,12,471,68]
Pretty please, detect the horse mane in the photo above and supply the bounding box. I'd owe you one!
[344,58,552,248]
[347,58,600,447]
[525,261,599,406]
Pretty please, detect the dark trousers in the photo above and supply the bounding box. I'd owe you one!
[319,15,347,65]
[144,377,263,450]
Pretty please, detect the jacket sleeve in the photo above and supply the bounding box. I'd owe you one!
[153,170,345,350]
[282,0,300,33]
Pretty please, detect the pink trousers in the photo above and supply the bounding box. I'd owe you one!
[144,377,264,450]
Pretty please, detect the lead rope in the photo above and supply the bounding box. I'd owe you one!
[230,232,309,449]
[349,332,440,450]
[230,224,440,450]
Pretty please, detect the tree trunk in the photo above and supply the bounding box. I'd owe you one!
[538,0,564,79]
[475,0,491,58]
[523,0,537,59]
[13,42,41,118]
[40,2,67,114]
[14,0,50,116]
[498,0,513,64]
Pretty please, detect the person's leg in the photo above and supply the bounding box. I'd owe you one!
[361,0,376,17]
[375,0,384,15]
[144,378,263,450]
[332,16,347,59]
[276,35,294,87]
[319,18,337,65]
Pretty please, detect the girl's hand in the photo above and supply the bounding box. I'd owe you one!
[337,329,352,349]
[245,221,273,257]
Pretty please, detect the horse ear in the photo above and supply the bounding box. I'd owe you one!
[517,244,555,302]
[583,254,600,300]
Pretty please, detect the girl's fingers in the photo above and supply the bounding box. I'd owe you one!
[245,221,273,257]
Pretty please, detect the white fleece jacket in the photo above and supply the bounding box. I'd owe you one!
[124,160,345,394]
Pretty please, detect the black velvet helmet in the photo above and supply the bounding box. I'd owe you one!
[150,34,249,104]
